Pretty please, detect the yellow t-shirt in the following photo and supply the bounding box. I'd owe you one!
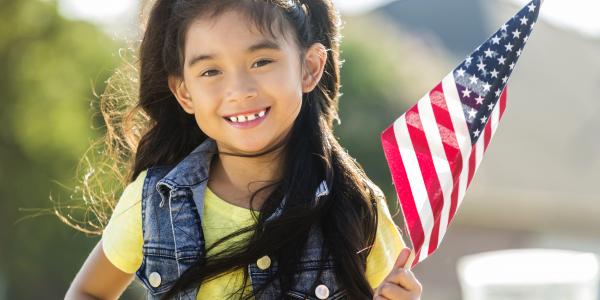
[102,170,406,299]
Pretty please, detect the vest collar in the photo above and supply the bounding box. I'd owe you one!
[156,138,217,189]
[155,137,329,201]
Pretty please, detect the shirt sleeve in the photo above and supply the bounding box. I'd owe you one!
[365,184,407,289]
[101,170,147,274]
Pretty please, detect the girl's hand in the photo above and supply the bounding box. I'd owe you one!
[373,247,422,300]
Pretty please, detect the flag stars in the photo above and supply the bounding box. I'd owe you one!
[505,42,514,52]
[463,88,473,98]
[490,69,499,78]
[456,68,466,77]
[469,75,479,85]
[520,16,529,25]
[468,108,477,119]
[501,24,509,31]
[480,115,488,123]
[475,95,485,105]
[498,56,507,65]
[516,48,523,57]
[474,129,481,137]
[512,29,522,39]
[465,56,473,66]
[462,87,473,98]
[509,62,516,70]
[495,89,502,97]
[488,103,494,111]
[482,82,492,92]
[524,35,529,42]
[492,35,501,45]
[502,76,509,84]
[484,48,495,58]
[477,61,487,72]
[528,3,536,12]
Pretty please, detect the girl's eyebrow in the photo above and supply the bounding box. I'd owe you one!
[187,39,281,68]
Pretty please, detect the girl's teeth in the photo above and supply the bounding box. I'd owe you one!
[227,108,268,123]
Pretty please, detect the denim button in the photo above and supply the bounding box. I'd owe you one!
[315,284,329,299]
[257,255,271,270]
[149,272,162,287]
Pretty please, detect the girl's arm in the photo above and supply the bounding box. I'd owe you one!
[65,239,135,300]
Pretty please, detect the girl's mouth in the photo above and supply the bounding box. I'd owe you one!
[223,107,271,129]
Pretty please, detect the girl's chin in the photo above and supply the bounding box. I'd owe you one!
[221,139,277,155]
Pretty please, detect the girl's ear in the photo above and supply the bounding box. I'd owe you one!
[301,43,328,94]
[168,75,195,114]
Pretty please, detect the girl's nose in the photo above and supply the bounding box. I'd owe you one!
[224,71,258,103]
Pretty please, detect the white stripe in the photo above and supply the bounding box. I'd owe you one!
[417,95,453,250]
[475,126,485,173]
[490,98,501,138]
[441,74,472,210]
[393,113,435,264]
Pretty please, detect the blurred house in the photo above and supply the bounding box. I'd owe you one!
[365,0,600,299]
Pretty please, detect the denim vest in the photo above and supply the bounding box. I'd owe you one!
[134,138,348,299]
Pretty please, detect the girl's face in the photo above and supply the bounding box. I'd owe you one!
[169,9,327,155]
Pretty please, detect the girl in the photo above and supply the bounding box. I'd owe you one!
[66,0,422,299]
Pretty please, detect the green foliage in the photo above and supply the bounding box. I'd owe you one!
[0,0,119,298]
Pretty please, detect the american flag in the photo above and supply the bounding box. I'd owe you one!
[381,0,543,269]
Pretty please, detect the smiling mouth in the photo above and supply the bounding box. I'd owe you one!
[223,107,270,123]
[223,107,271,129]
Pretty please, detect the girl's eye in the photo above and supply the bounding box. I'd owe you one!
[200,59,274,77]
[252,59,274,68]
[200,69,220,77]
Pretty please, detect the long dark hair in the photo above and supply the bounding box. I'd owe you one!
[135,0,380,298]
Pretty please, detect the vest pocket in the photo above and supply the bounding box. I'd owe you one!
[286,288,348,300]
[136,248,181,296]
[284,258,346,300]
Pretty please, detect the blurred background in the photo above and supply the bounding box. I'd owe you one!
[1,0,598,299]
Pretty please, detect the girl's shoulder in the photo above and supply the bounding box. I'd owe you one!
[361,177,387,204]
[105,168,148,232]
[101,169,148,273]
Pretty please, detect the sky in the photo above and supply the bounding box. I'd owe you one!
[58,0,600,39]
[507,0,600,37]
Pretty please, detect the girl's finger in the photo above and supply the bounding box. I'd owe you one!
[394,247,412,269]
[384,267,423,293]
[373,285,391,300]
[378,282,413,299]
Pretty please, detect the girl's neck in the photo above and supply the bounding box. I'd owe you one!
[207,149,284,210]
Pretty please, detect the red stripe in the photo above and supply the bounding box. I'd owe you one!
[484,115,492,151]
[429,83,463,224]
[485,86,508,151]
[466,146,477,188]
[381,125,425,264]
[499,86,508,119]
[404,105,444,256]
[411,247,422,269]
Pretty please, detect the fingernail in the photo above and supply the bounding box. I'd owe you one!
[402,247,411,257]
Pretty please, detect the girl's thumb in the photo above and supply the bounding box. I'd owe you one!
[394,247,412,269]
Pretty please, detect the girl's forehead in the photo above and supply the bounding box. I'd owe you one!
[184,12,298,68]
[184,10,298,62]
